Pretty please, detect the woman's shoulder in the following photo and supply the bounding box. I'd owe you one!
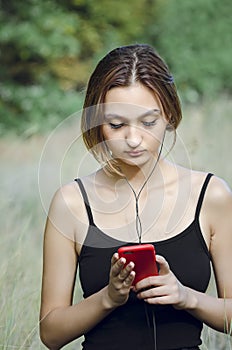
[51,180,82,211]
[47,178,94,244]
[49,176,93,228]
[50,171,101,216]
[203,173,232,207]
[184,169,232,213]
[51,170,97,203]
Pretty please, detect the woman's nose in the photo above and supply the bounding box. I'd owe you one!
[126,126,142,148]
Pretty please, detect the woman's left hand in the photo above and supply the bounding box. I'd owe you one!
[134,255,189,309]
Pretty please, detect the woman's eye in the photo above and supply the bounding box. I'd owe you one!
[142,120,157,127]
[109,122,124,129]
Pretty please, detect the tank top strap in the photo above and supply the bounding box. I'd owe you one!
[75,178,95,226]
[195,173,214,219]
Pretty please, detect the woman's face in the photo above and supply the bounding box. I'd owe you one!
[102,83,168,169]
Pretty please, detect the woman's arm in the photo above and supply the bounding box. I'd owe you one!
[135,176,232,333]
[39,184,135,350]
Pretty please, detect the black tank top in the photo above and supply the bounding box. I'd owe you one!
[75,173,213,350]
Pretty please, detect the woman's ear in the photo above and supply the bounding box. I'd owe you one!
[166,123,174,132]
[165,115,176,132]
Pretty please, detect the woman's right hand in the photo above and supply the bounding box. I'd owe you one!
[104,253,135,308]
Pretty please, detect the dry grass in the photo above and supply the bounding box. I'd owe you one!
[0,96,231,349]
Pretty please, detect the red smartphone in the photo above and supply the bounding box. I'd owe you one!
[118,244,158,285]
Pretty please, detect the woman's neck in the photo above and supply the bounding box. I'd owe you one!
[115,158,167,194]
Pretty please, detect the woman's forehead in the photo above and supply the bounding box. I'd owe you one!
[103,103,162,120]
[105,84,160,105]
[103,84,164,118]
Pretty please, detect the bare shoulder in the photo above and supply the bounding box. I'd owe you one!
[204,174,232,206]
[51,181,79,207]
[186,169,232,205]
[196,174,232,237]
[50,170,102,217]
[50,178,90,214]
[46,180,89,244]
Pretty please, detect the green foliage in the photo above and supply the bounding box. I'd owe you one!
[0,0,156,135]
[0,1,81,85]
[0,0,83,135]
[1,0,232,134]
[0,81,83,136]
[154,0,232,102]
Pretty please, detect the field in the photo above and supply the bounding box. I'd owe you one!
[1,97,232,349]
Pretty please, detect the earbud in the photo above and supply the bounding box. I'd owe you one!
[166,123,174,132]
[166,115,176,131]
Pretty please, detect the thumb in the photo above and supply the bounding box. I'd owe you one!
[156,255,170,275]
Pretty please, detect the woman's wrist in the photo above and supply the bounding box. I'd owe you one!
[100,286,119,311]
[184,287,198,310]
[180,286,198,311]
[174,286,198,311]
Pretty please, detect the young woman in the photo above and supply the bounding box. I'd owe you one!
[39,44,232,350]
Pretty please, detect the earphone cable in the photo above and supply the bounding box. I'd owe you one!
[144,303,157,350]
[124,130,166,349]
[124,130,166,244]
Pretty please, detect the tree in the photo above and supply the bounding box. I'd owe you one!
[154,0,232,101]
[0,0,158,134]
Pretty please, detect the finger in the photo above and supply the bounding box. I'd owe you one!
[134,273,169,291]
[111,256,126,277]
[111,253,119,265]
[134,274,159,292]
[118,261,135,280]
[123,270,135,287]
[112,262,135,291]
[155,255,170,275]
[137,285,167,300]
[144,295,174,305]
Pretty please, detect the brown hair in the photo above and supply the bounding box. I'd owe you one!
[81,44,182,175]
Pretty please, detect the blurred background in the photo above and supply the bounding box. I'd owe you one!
[0,0,231,349]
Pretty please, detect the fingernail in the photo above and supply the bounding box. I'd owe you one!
[128,261,134,268]
[119,258,125,265]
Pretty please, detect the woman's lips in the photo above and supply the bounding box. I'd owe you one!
[126,150,145,157]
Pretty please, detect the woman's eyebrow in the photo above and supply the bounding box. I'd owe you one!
[104,113,124,120]
[104,109,161,120]
[139,109,161,118]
